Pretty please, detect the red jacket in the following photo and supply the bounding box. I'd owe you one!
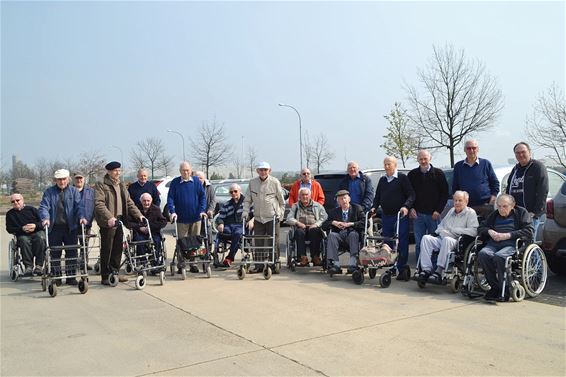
[288,179,325,206]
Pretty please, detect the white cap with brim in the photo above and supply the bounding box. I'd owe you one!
[54,169,70,179]
[256,161,271,169]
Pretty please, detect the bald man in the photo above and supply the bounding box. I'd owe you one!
[371,156,415,281]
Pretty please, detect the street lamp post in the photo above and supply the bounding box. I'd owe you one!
[167,129,186,161]
[111,145,124,166]
[278,103,303,171]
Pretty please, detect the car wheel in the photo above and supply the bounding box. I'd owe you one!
[546,253,566,275]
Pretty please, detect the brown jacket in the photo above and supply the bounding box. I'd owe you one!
[95,174,142,228]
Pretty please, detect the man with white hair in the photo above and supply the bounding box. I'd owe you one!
[39,169,86,285]
[167,161,207,273]
[130,193,167,262]
[418,191,478,284]
[6,193,45,276]
[215,183,250,267]
[338,161,374,212]
[243,161,285,272]
[128,168,161,208]
[195,171,216,219]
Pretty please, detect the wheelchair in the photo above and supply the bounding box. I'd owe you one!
[286,226,326,271]
[212,227,243,268]
[461,237,548,302]
[413,234,475,293]
[8,235,25,281]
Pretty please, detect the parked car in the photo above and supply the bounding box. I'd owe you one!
[155,177,174,212]
[542,180,566,275]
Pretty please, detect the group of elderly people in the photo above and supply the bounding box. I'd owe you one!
[6,139,548,301]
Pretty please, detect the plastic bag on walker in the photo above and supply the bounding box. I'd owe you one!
[177,235,206,258]
[359,243,396,266]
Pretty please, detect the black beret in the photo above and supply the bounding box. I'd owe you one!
[105,161,121,170]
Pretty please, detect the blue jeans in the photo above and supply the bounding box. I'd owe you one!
[215,223,243,260]
[414,213,440,262]
[382,214,409,271]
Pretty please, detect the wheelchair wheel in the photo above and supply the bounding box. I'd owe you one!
[521,244,548,297]
[449,276,461,293]
[8,240,15,273]
[379,273,391,288]
[511,281,526,302]
[352,269,364,285]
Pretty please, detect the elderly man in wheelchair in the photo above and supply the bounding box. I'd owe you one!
[475,194,546,302]
[416,190,478,290]
[286,187,328,268]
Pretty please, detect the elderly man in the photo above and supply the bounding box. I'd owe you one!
[505,142,548,231]
[322,190,365,274]
[128,168,161,207]
[408,150,449,261]
[215,183,250,267]
[371,156,415,280]
[478,194,533,302]
[73,172,95,269]
[195,171,217,219]
[167,162,207,273]
[418,191,478,283]
[288,168,325,206]
[243,161,285,272]
[338,161,374,212]
[95,161,144,285]
[452,139,499,219]
[130,193,167,262]
[286,187,328,266]
[39,169,86,285]
[6,193,45,276]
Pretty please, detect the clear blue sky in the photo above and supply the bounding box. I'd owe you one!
[1,1,564,175]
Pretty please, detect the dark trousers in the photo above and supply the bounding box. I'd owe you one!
[478,245,516,293]
[215,223,243,259]
[294,227,323,258]
[254,220,280,259]
[382,214,409,271]
[49,226,78,276]
[133,232,163,262]
[17,232,45,268]
[99,226,124,279]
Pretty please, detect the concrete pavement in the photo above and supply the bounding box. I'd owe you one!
[1,217,565,376]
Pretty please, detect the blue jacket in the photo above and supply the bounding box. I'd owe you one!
[39,185,85,232]
[167,176,206,223]
[338,171,374,212]
[80,186,95,226]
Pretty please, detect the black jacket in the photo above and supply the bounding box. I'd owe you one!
[322,203,366,233]
[338,172,374,212]
[408,165,448,214]
[130,203,167,235]
[505,159,549,217]
[478,206,533,244]
[372,173,415,216]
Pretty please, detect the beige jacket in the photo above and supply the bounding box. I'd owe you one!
[243,175,285,223]
[94,174,142,228]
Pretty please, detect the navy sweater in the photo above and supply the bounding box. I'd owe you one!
[128,181,161,207]
[452,158,499,206]
[408,165,448,214]
[372,173,415,216]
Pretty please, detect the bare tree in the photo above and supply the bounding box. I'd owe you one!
[232,155,244,178]
[246,146,258,178]
[405,44,504,167]
[190,118,233,178]
[381,102,422,168]
[130,137,169,179]
[157,153,175,177]
[525,83,566,168]
[76,150,106,183]
[303,131,314,169]
[310,133,335,174]
[34,159,53,190]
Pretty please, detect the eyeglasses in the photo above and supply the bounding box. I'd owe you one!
[229,190,239,194]
[11,199,21,203]
[301,173,310,176]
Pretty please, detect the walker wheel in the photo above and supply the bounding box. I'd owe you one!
[170,263,175,277]
[206,265,212,278]
[108,274,118,287]
[181,268,187,280]
[380,273,392,288]
[135,275,146,290]
[125,263,133,274]
[10,270,18,282]
[273,262,281,274]
[263,266,272,280]
[352,269,364,285]
[159,271,165,285]
[93,262,101,274]
[290,262,296,272]
[237,267,246,280]
[41,278,47,292]
[48,283,57,297]
[79,280,88,294]
[449,276,461,293]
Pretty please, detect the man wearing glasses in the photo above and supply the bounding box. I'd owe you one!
[452,139,499,219]
[6,194,45,276]
[288,168,325,206]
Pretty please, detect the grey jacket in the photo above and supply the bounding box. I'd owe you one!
[435,207,478,240]
[286,200,328,228]
[243,175,285,223]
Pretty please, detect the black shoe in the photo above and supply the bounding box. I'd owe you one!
[396,269,407,281]
[177,267,183,274]
[189,265,199,273]
[328,265,342,275]
[66,278,78,286]
[484,288,498,301]
[429,272,442,284]
[418,271,430,284]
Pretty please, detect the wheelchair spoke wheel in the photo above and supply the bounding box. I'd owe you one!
[521,244,547,297]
